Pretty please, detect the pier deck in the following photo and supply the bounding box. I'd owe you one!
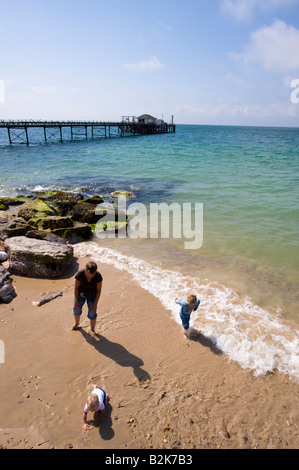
[0,120,175,145]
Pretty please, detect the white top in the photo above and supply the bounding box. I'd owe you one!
[83,388,105,414]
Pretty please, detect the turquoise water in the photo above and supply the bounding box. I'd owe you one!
[1,124,298,287]
[1,124,299,379]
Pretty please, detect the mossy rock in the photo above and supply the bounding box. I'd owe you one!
[110,190,135,198]
[90,221,128,234]
[36,190,83,202]
[18,198,59,221]
[0,216,32,240]
[25,230,67,244]
[82,195,104,205]
[0,197,33,207]
[52,225,92,243]
[37,191,84,216]
[70,202,99,224]
[95,207,127,223]
[28,216,74,230]
[0,203,8,211]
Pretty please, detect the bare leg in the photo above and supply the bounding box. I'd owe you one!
[90,318,96,333]
[72,315,81,330]
[183,328,189,340]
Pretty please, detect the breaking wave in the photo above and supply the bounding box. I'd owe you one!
[74,242,299,383]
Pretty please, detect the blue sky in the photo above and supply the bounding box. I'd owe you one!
[1,0,299,126]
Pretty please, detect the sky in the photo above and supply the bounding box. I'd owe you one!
[1,0,299,126]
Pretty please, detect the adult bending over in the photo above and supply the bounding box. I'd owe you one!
[72,261,102,333]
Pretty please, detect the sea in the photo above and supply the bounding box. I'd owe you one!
[0,124,298,382]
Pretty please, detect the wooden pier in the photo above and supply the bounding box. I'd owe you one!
[0,118,175,145]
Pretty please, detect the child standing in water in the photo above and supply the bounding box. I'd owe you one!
[175,294,200,339]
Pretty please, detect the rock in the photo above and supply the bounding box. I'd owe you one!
[25,230,68,244]
[83,195,104,205]
[52,225,92,243]
[71,202,99,224]
[110,190,135,199]
[97,208,127,223]
[4,236,73,278]
[0,265,17,303]
[90,221,127,235]
[0,202,8,211]
[37,191,84,216]
[28,216,73,230]
[0,196,33,206]
[18,199,58,221]
[0,216,32,240]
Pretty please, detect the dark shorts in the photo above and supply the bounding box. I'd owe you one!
[180,313,191,330]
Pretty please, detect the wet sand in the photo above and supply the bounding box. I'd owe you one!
[0,254,298,450]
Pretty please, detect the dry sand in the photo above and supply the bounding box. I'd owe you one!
[0,254,298,450]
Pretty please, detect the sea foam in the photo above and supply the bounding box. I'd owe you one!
[74,242,299,383]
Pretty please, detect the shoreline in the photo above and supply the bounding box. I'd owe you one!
[1,250,299,449]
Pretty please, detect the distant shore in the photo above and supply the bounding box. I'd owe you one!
[0,249,298,450]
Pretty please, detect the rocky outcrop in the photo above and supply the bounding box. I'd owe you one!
[0,189,133,280]
[4,236,74,278]
[70,202,99,224]
[0,196,33,207]
[28,216,73,230]
[25,229,67,244]
[1,189,129,246]
[38,191,84,216]
[0,265,17,303]
[52,225,92,243]
[18,199,58,221]
[0,216,32,240]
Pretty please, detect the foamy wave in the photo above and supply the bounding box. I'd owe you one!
[74,242,299,383]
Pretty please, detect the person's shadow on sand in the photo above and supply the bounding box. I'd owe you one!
[79,329,151,382]
[188,328,223,355]
[90,400,114,441]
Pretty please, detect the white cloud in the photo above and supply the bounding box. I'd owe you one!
[175,101,299,123]
[31,85,58,95]
[231,20,299,72]
[125,56,166,71]
[220,0,299,21]
[220,0,256,21]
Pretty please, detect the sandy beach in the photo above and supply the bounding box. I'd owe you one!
[0,251,298,450]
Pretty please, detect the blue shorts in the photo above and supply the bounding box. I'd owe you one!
[73,292,97,320]
[180,313,191,330]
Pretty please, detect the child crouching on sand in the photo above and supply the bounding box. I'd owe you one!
[175,294,200,339]
[82,384,109,431]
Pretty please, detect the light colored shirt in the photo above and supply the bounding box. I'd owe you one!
[175,299,200,316]
[83,388,105,414]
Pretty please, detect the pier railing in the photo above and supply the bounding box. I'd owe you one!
[0,120,175,145]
